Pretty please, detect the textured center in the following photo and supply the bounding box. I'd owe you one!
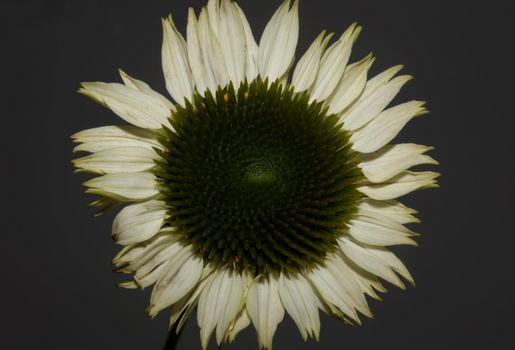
[155,79,363,276]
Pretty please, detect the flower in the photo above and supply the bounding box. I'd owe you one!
[72,0,439,349]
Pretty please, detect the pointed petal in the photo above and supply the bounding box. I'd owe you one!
[310,24,362,102]
[342,75,413,130]
[197,7,229,87]
[226,309,251,343]
[278,273,320,341]
[187,8,217,94]
[327,54,374,114]
[112,200,167,245]
[358,143,438,183]
[338,236,413,288]
[113,232,180,270]
[358,198,419,224]
[358,170,440,200]
[258,0,299,81]
[118,70,175,111]
[291,31,333,92]
[79,82,171,129]
[71,125,161,154]
[162,15,194,104]
[197,269,247,349]
[347,213,418,246]
[73,146,159,174]
[149,249,203,317]
[169,268,215,331]
[217,0,247,84]
[84,172,158,202]
[351,101,429,153]
[234,3,259,81]
[246,277,285,350]
[307,258,360,323]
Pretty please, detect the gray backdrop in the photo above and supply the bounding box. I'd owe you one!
[2,0,514,349]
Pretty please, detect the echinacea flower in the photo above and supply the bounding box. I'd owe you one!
[72,0,439,349]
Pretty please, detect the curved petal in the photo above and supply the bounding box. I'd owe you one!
[358,170,440,200]
[327,54,374,114]
[73,146,159,174]
[358,198,419,224]
[233,2,259,81]
[84,172,159,202]
[118,70,175,111]
[351,100,428,153]
[278,273,320,341]
[310,23,361,102]
[79,82,171,129]
[291,31,333,92]
[347,213,418,246]
[149,248,203,317]
[197,269,248,349]
[246,277,285,350]
[112,200,167,245]
[258,0,299,81]
[72,125,161,154]
[358,143,438,183]
[226,309,251,343]
[338,236,413,289]
[162,15,194,105]
[342,75,413,130]
[197,7,229,87]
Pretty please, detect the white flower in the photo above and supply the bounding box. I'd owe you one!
[73,0,439,349]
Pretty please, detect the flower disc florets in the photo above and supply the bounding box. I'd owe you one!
[155,79,363,276]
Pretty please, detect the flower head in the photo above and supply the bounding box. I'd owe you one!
[73,0,439,348]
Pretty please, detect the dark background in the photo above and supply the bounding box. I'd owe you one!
[2,0,514,349]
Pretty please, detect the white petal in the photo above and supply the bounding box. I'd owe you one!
[358,143,438,183]
[149,249,203,317]
[347,213,417,246]
[79,82,171,129]
[84,172,158,202]
[246,277,285,350]
[133,239,184,288]
[358,198,419,224]
[327,54,374,114]
[197,269,247,349]
[351,101,428,153]
[169,268,215,332]
[226,309,251,343]
[162,15,194,105]
[338,236,413,289]
[307,260,360,323]
[118,70,175,111]
[73,146,159,174]
[327,253,372,318]
[291,31,333,92]
[258,0,299,81]
[113,232,179,270]
[187,8,217,94]
[278,273,320,341]
[217,0,246,84]
[71,125,161,154]
[198,7,229,87]
[358,170,440,200]
[112,200,167,245]
[342,75,413,131]
[360,64,405,99]
[310,24,362,102]
[343,261,386,300]
[234,3,259,81]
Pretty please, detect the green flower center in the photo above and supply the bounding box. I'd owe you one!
[155,79,363,276]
